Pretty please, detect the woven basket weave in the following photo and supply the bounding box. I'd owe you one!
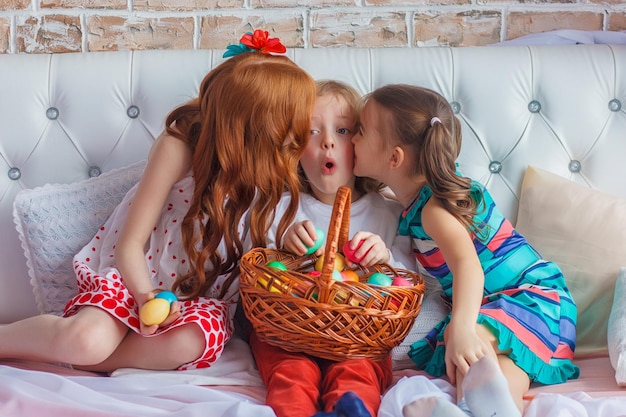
[239,186,425,361]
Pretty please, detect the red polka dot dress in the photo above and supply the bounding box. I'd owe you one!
[64,174,242,370]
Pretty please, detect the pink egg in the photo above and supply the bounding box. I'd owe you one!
[391,276,413,287]
[342,240,365,263]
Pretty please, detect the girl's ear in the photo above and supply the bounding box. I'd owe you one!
[389,145,405,169]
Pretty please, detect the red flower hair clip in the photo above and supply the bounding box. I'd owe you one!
[223,29,287,58]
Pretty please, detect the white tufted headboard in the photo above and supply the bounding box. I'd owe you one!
[1,45,625,323]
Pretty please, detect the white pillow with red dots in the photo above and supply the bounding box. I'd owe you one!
[13,161,145,316]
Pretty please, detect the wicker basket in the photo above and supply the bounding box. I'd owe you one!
[239,186,425,361]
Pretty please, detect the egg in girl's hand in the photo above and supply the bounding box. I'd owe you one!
[140,298,171,326]
[140,290,177,326]
[342,240,366,263]
[305,227,326,255]
[155,290,177,303]
[367,272,392,286]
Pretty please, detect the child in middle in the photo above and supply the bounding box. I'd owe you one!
[248,80,417,417]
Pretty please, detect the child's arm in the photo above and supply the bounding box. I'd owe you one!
[422,196,490,384]
[114,132,192,335]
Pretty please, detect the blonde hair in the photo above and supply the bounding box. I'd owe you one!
[299,79,383,195]
[165,52,317,299]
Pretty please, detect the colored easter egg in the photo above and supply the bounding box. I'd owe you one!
[155,290,177,304]
[257,274,284,293]
[332,270,343,281]
[256,275,269,289]
[367,272,392,286]
[341,270,360,282]
[342,240,366,263]
[315,253,346,272]
[391,277,413,287]
[305,227,326,255]
[266,260,288,271]
[140,297,171,326]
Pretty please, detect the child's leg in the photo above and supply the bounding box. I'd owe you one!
[0,306,127,365]
[77,323,206,372]
[249,331,321,417]
[320,356,393,416]
[461,355,525,417]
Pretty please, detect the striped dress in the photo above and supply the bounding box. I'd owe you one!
[403,180,579,385]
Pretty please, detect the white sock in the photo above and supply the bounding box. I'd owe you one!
[457,398,475,416]
[402,396,469,417]
[462,356,522,417]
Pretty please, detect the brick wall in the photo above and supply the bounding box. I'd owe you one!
[0,0,624,54]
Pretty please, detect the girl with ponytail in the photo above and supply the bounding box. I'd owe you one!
[352,84,579,417]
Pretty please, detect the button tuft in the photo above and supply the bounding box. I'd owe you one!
[89,166,102,177]
[489,161,502,174]
[8,167,21,180]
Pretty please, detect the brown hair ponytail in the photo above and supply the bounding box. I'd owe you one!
[369,84,483,235]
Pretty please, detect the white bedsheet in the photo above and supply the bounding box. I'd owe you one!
[0,366,274,417]
[0,334,274,417]
[380,375,626,417]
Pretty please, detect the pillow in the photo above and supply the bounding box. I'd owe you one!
[516,166,626,355]
[13,161,145,316]
[391,275,450,370]
[608,267,626,386]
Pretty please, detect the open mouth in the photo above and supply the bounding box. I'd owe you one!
[322,158,336,175]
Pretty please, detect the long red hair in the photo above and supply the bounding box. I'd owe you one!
[165,52,316,299]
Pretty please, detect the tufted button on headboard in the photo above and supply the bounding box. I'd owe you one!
[1,45,625,322]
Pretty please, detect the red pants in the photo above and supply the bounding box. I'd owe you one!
[249,330,392,417]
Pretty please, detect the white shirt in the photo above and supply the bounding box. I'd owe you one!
[266,191,417,272]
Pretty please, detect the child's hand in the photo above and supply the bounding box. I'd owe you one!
[443,318,491,384]
[138,291,181,335]
[345,231,390,267]
[282,220,323,256]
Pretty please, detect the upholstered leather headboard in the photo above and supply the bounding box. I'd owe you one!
[1,45,625,322]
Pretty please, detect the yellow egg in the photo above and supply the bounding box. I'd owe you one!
[257,275,269,289]
[140,298,170,326]
[256,274,283,293]
[315,253,345,272]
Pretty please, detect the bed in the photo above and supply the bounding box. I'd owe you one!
[1,42,626,416]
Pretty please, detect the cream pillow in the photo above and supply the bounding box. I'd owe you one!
[13,161,145,316]
[608,267,626,386]
[516,166,626,355]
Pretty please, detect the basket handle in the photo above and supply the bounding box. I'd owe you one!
[318,186,351,302]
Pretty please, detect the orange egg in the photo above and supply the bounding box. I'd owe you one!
[341,270,359,282]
